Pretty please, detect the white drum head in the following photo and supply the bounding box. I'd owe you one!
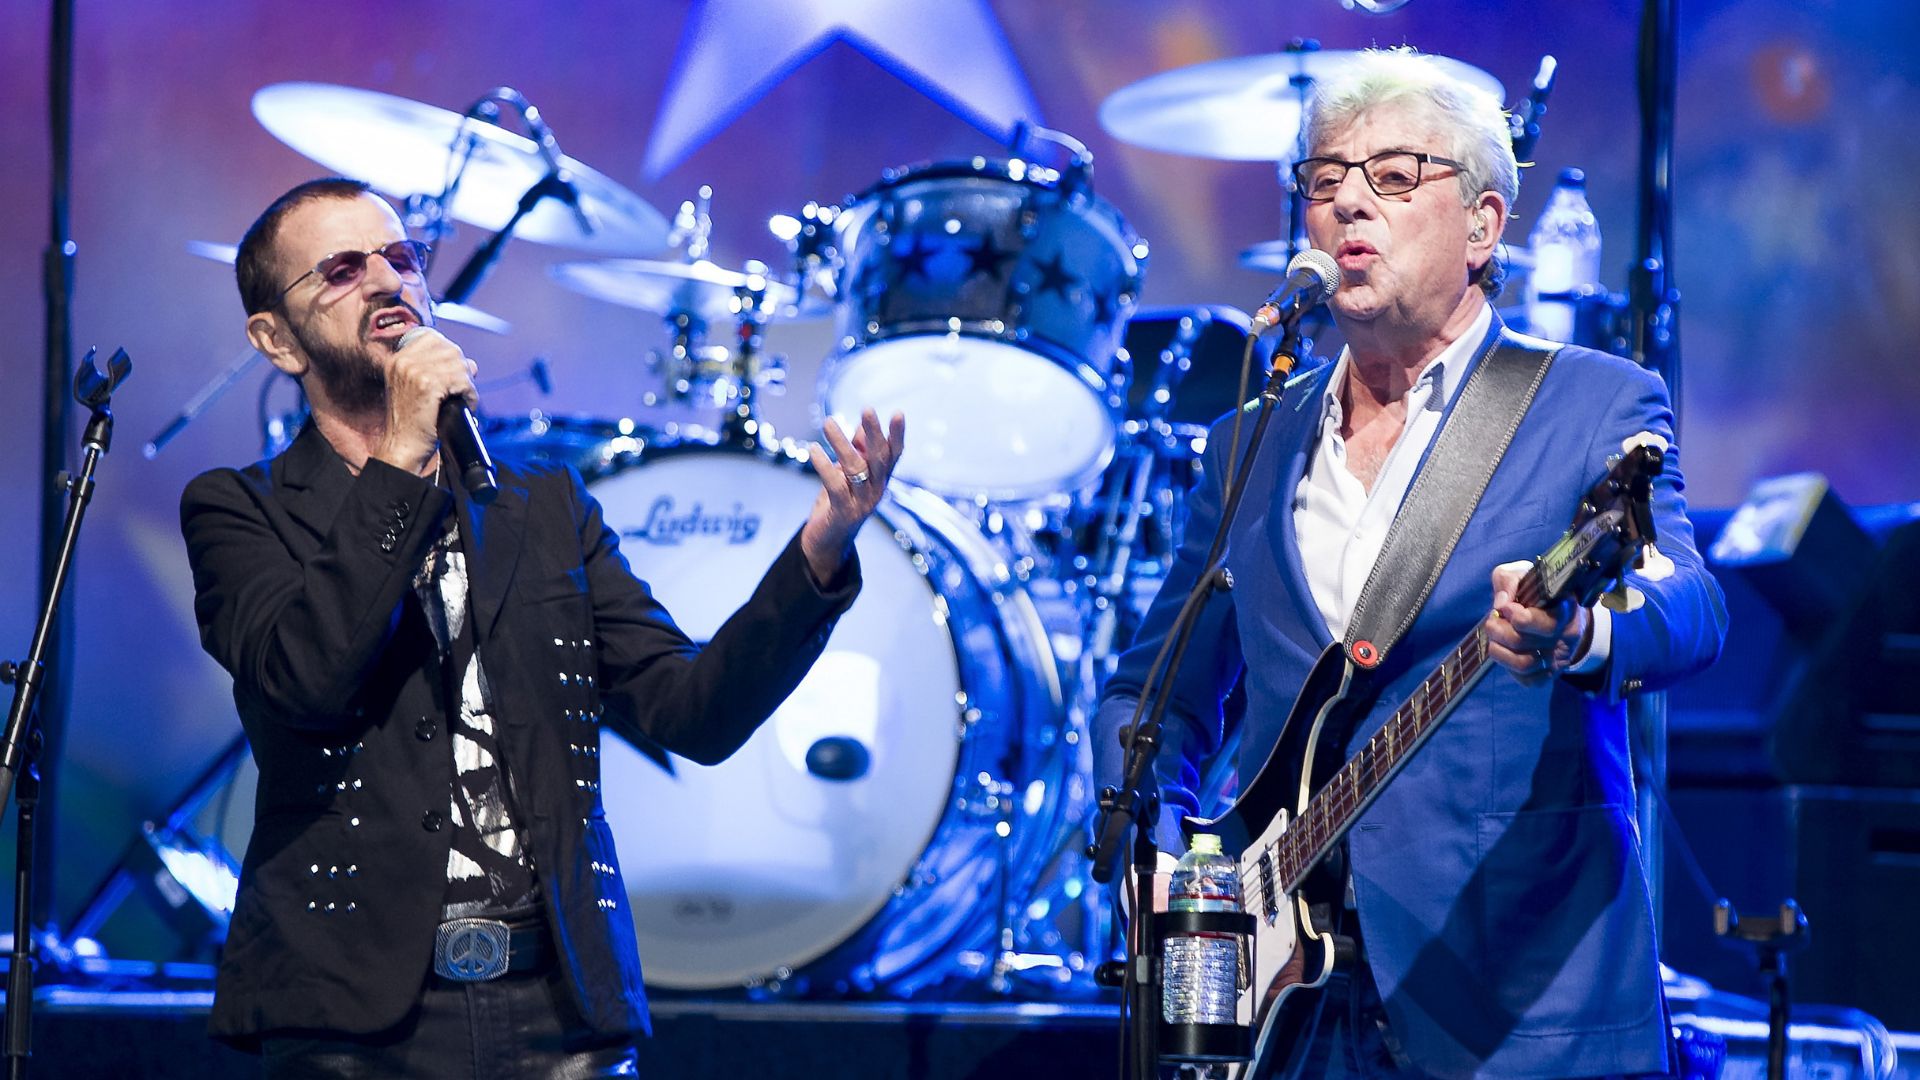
[826,337,1115,501]
[590,450,962,989]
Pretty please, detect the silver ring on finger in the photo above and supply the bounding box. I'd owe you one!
[845,468,871,485]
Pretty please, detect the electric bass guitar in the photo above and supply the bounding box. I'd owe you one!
[1183,440,1666,1079]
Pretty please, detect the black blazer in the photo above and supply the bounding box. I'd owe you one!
[181,424,858,1044]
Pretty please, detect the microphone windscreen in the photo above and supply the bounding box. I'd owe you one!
[1286,248,1342,301]
[394,324,434,352]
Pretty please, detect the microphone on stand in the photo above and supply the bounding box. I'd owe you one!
[395,326,499,504]
[1250,248,1341,335]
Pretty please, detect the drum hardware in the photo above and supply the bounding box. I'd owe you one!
[552,255,816,327]
[813,135,1147,501]
[771,201,845,313]
[551,257,799,418]
[1077,314,1207,677]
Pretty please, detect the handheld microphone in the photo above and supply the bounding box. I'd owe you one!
[1250,248,1341,335]
[395,326,499,504]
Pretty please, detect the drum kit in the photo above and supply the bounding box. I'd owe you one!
[159,44,1507,999]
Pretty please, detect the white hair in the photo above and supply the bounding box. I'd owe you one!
[1303,47,1519,294]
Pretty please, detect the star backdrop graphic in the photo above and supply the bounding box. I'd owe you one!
[644,0,1043,179]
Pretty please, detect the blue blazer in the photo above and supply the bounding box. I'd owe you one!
[1095,318,1727,1078]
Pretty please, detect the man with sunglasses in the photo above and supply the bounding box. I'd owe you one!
[1094,50,1725,1077]
[181,177,905,1077]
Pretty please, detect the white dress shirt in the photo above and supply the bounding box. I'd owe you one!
[1291,303,1610,668]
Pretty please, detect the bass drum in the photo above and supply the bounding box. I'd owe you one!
[585,438,1068,994]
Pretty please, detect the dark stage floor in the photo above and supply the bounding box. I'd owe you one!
[13,984,1920,1079]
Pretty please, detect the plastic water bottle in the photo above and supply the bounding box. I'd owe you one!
[1525,167,1602,342]
[1162,833,1242,1025]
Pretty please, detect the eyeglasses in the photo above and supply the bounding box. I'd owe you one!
[1291,151,1466,202]
[274,239,431,306]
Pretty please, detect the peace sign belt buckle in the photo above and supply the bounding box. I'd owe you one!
[433,917,512,982]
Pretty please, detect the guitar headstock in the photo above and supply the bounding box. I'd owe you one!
[1532,441,1664,608]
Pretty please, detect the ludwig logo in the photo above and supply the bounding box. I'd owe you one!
[626,496,761,546]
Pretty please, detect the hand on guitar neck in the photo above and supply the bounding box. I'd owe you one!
[1484,560,1596,685]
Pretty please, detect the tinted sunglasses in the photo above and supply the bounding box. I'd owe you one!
[274,239,431,306]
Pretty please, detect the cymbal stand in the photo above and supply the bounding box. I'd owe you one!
[720,271,783,446]
[1274,38,1322,259]
[1081,313,1207,678]
[4,347,131,1080]
[668,185,714,263]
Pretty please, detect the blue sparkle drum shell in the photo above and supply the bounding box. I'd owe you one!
[823,159,1147,502]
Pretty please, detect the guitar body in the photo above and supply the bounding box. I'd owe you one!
[1154,444,1660,1079]
[1185,642,1371,1079]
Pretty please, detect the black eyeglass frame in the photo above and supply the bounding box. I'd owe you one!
[1290,151,1467,202]
[273,240,433,308]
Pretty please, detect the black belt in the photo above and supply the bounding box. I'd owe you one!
[431,916,551,982]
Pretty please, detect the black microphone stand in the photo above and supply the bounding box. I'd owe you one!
[438,170,584,308]
[2,347,132,1080]
[1087,319,1312,1080]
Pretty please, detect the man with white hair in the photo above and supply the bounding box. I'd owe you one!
[1096,49,1725,1078]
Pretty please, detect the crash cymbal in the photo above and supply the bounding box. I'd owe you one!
[187,240,514,335]
[1100,50,1504,162]
[550,258,825,323]
[251,82,669,256]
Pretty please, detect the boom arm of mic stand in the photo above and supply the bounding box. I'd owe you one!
[438,171,578,307]
[143,347,266,459]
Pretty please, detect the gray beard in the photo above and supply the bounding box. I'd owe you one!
[296,326,387,417]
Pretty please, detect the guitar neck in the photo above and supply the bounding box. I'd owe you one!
[1268,565,1544,894]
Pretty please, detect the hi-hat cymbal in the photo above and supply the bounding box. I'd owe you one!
[187,240,514,335]
[550,258,826,323]
[251,82,669,256]
[1101,51,1505,162]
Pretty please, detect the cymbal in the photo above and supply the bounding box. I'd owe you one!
[1100,51,1505,162]
[550,258,826,323]
[251,82,669,256]
[187,240,514,335]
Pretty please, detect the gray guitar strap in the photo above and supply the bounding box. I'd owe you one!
[1341,327,1558,670]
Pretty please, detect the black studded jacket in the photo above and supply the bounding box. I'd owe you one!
[181,423,859,1046]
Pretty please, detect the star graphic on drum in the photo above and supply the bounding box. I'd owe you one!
[888,234,942,284]
[963,234,1016,280]
[1030,250,1080,302]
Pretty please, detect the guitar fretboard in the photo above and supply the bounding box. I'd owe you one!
[1244,567,1550,915]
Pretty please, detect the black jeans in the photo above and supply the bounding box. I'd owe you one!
[260,969,636,1079]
